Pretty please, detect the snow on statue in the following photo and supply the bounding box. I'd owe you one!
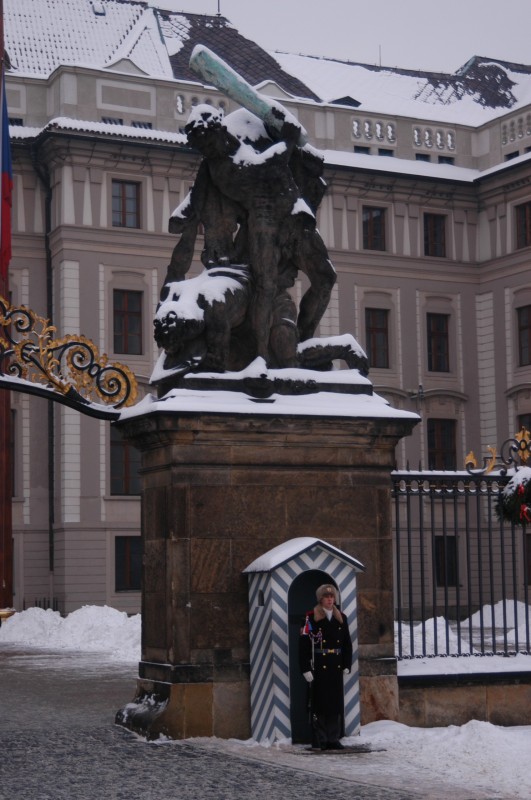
[152,48,368,392]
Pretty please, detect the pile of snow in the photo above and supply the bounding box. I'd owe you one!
[0,605,140,662]
[356,719,531,799]
[396,600,531,675]
[396,615,466,656]
[467,599,530,629]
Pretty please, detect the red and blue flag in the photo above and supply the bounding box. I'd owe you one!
[0,70,12,281]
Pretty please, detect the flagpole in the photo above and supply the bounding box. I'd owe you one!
[0,0,13,611]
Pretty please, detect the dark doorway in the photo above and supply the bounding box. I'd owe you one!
[288,569,337,743]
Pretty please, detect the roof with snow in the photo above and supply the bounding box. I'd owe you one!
[5,0,531,128]
[160,12,319,101]
[4,0,317,99]
[18,116,188,146]
[273,53,531,126]
[5,0,174,79]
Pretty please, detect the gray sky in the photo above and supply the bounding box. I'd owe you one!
[153,0,531,73]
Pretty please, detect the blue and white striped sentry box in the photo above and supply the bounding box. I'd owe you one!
[243,537,364,744]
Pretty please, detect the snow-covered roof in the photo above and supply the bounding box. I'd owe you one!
[162,12,318,101]
[11,117,531,187]
[273,52,531,126]
[243,537,365,573]
[322,147,531,184]
[5,0,174,80]
[7,0,531,130]
[324,149,479,183]
[9,116,188,145]
[3,0,316,98]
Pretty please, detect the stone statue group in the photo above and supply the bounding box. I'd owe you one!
[153,50,367,387]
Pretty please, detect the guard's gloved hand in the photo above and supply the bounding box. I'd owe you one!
[343,669,350,674]
[303,671,314,683]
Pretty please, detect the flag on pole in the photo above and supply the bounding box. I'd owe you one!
[301,613,312,635]
[0,70,12,281]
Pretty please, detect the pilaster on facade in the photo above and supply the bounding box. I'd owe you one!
[477,291,497,452]
[82,170,93,227]
[60,406,81,525]
[61,165,76,226]
[20,394,31,526]
[318,283,340,338]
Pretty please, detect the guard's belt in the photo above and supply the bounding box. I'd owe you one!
[315,648,342,655]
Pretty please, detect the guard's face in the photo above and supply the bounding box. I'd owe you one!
[320,591,335,609]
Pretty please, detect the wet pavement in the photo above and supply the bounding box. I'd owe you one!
[0,645,500,800]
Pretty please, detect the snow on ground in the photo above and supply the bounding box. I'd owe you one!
[396,600,531,675]
[0,605,140,662]
[354,720,531,798]
[193,720,531,800]
[2,604,531,798]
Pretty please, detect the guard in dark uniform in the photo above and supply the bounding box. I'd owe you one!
[299,583,352,750]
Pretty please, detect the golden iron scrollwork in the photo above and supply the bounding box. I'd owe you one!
[514,426,531,463]
[0,295,137,418]
[465,428,531,475]
[465,446,497,474]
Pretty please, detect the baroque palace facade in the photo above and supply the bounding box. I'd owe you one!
[5,0,531,613]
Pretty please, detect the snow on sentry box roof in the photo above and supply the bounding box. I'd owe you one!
[243,536,365,573]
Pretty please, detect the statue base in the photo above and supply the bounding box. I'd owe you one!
[116,674,250,740]
[115,390,417,739]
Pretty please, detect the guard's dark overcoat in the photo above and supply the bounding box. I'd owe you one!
[299,608,352,714]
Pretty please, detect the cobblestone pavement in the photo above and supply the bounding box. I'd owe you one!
[0,646,498,800]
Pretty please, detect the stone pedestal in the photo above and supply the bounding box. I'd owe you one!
[115,408,416,739]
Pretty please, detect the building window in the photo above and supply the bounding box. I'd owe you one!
[362,207,386,251]
[354,145,371,154]
[424,213,446,257]
[438,156,455,165]
[427,312,450,372]
[112,180,140,228]
[434,535,458,587]
[115,536,142,592]
[517,305,531,366]
[416,153,431,162]
[132,121,153,129]
[378,148,394,157]
[113,289,143,355]
[103,117,124,125]
[518,414,531,434]
[516,202,531,249]
[111,426,141,495]
[427,418,457,470]
[365,308,389,368]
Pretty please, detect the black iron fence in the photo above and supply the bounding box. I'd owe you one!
[392,468,531,658]
[23,597,59,612]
